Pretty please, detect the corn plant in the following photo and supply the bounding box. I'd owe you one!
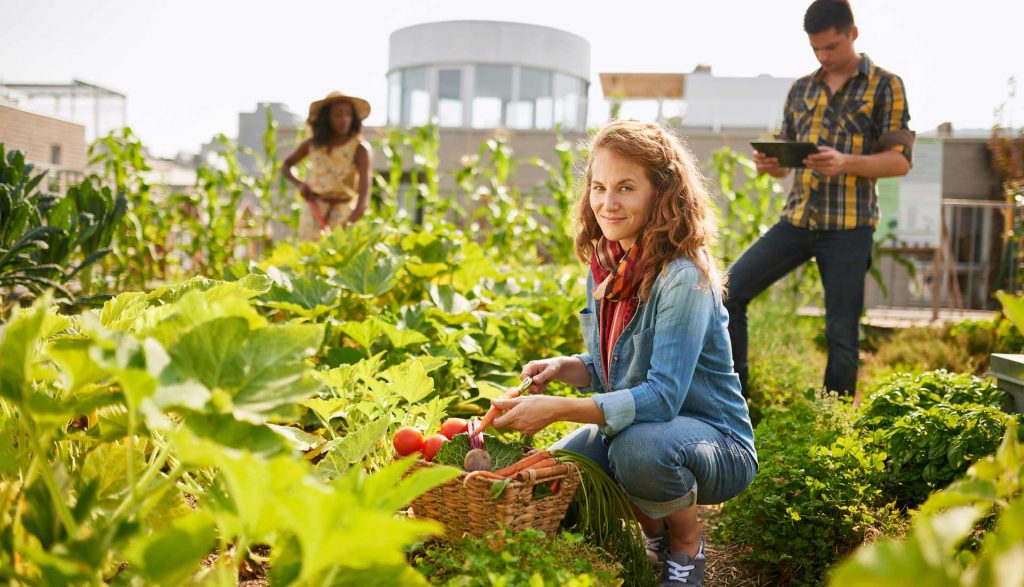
[371,122,447,226]
[529,127,580,265]
[89,128,161,291]
[711,147,821,310]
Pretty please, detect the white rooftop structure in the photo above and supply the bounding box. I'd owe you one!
[600,66,793,132]
[387,21,591,131]
[683,67,792,132]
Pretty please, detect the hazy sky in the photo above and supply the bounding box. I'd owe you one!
[2,0,1021,157]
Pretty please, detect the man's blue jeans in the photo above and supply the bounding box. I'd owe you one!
[724,221,873,396]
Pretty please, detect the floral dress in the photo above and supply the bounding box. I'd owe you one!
[298,139,361,240]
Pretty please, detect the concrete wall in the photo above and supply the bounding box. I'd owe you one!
[941,138,999,199]
[0,104,87,171]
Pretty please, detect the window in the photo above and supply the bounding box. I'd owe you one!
[438,69,463,127]
[50,144,61,165]
[401,67,430,126]
[509,67,553,130]
[472,65,512,128]
[554,74,586,131]
[387,72,401,125]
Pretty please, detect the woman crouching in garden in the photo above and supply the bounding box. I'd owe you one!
[490,120,758,586]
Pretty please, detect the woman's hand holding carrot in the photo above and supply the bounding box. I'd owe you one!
[490,395,564,436]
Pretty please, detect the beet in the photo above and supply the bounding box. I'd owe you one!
[463,448,492,472]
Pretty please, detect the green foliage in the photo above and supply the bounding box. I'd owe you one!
[715,390,904,586]
[857,371,1015,505]
[995,289,1024,336]
[830,422,1024,587]
[0,283,459,585]
[865,325,980,379]
[744,298,828,421]
[555,450,657,587]
[0,145,126,313]
[414,527,623,586]
[89,121,293,291]
[950,315,1024,358]
[239,220,586,429]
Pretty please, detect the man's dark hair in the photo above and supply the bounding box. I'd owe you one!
[804,0,855,34]
[311,100,363,146]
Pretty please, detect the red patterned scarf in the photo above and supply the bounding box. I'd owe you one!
[590,238,643,383]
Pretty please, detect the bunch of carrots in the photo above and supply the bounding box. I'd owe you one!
[462,449,564,488]
[459,376,567,492]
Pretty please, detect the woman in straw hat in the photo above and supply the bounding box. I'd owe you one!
[283,91,372,240]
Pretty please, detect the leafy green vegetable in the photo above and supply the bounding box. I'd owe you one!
[432,433,525,471]
[483,435,525,471]
[433,433,472,468]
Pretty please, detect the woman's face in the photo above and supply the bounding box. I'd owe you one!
[589,148,656,250]
[328,101,354,136]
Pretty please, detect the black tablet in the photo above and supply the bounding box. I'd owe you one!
[750,141,820,168]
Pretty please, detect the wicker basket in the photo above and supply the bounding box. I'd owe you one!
[408,458,582,539]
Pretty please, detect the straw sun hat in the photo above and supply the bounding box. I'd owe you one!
[307,91,371,124]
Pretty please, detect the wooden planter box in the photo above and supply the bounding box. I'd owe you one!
[988,353,1024,413]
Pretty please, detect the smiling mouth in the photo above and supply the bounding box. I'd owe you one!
[601,216,627,223]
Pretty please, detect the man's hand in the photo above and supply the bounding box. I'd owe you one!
[753,151,788,177]
[804,146,848,176]
[490,395,562,436]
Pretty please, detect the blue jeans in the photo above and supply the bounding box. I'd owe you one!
[550,420,757,519]
[724,221,873,396]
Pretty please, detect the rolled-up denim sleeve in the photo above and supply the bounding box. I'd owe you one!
[593,388,635,434]
[572,352,604,393]
[596,266,713,437]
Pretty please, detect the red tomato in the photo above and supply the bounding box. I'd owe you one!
[393,426,425,457]
[421,434,448,462]
[439,418,469,440]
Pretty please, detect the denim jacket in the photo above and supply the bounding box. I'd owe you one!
[575,256,757,462]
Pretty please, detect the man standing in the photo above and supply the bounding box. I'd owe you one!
[725,0,915,397]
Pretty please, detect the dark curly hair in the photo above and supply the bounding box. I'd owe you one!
[311,100,363,146]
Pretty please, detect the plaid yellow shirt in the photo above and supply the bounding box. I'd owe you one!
[779,54,914,230]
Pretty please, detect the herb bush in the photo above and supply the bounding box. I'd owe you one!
[857,370,1016,506]
[714,390,903,586]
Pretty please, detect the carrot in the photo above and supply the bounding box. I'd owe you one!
[473,377,534,439]
[493,450,552,477]
[512,458,559,481]
[475,390,518,434]
[463,470,507,487]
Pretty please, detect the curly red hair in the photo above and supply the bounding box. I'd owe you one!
[574,120,725,300]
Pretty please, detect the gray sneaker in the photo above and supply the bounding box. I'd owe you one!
[643,528,669,563]
[658,535,706,586]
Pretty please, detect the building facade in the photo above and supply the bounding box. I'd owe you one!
[0,102,87,191]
